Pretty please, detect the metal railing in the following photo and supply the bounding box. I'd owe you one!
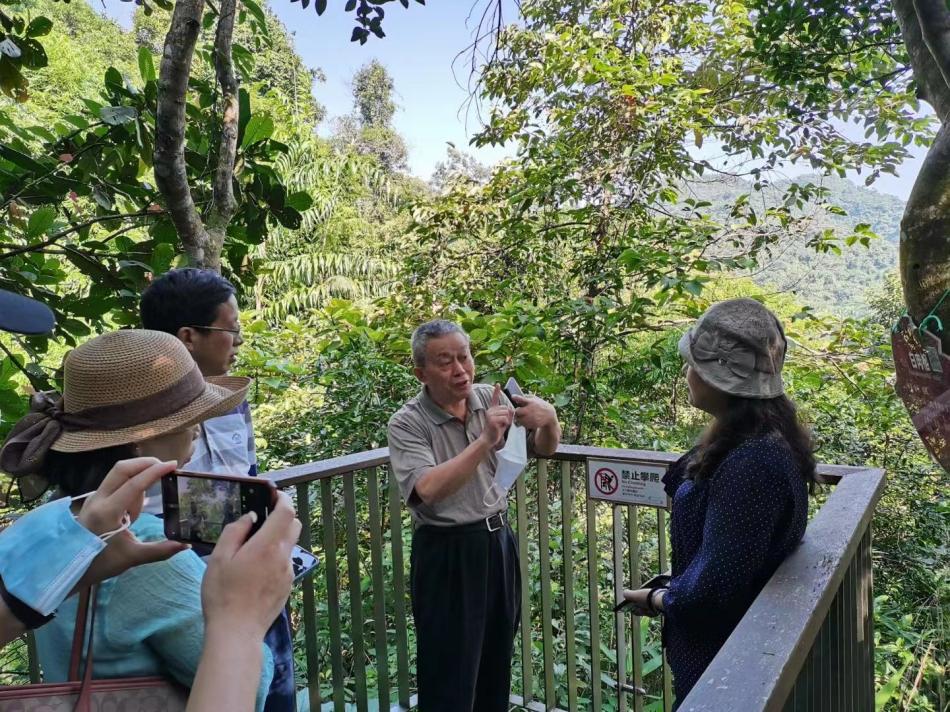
[265,446,882,712]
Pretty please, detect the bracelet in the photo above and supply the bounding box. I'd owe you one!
[649,587,667,615]
[0,577,55,631]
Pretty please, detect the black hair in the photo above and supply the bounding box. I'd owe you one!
[140,268,236,335]
[688,395,817,493]
[43,444,138,498]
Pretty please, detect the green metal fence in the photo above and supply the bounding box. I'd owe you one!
[5,445,880,711]
[266,446,882,712]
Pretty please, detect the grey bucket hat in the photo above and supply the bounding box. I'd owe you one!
[678,298,787,399]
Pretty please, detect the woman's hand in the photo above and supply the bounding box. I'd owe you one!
[75,458,188,590]
[186,492,302,712]
[201,490,302,641]
[621,587,665,617]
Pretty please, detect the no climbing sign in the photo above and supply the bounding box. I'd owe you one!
[587,459,669,508]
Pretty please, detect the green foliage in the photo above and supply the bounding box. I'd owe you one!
[0,0,946,707]
[0,0,304,432]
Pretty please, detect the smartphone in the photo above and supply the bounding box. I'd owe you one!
[613,573,672,613]
[503,376,524,404]
[291,545,319,582]
[162,470,276,546]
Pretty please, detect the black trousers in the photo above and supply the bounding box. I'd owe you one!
[410,522,521,712]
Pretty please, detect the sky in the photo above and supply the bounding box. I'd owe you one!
[97,0,925,199]
[101,0,518,181]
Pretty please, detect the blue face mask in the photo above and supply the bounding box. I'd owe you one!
[0,496,105,615]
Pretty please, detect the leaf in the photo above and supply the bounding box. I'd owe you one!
[232,43,255,78]
[315,0,327,13]
[25,16,53,38]
[137,46,156,83]
[150,242,176,274]
[241,114,274,148]
[27,206,56,237]
[240,0,268,28]
[63,247,124,289]
[345,0,357,9]
[99,106,138,125]
[287,191,313,211]
[18,38,47,70]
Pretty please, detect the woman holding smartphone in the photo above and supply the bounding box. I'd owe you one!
[622,299,816,707]
[0,329,276,711]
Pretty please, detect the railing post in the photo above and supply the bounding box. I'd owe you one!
[561,461,579,712]
[515,469,534,704]
[343,473,369,711]
[321,478,346,711]
[628,505,643,712]
[296,482,322,712]
[386,469,412,709]
[613,505,628,712]
[656,508,673,711]
[537,459,556,707]
[367,468,391,708]
[587,484,603,711]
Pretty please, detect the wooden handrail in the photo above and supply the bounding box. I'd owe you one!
[677,467,886,711]
[263,444,870,488]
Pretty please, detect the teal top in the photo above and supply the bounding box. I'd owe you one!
[34,513,274,711]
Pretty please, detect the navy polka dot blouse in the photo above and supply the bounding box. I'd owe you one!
[661,433,809,704]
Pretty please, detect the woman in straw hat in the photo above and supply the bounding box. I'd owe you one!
[621,298,817,707]
[0,329,276,710]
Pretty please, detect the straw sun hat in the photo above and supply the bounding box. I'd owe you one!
[0,330,250,486]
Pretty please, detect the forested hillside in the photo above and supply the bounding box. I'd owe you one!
[0,0,945,709]
[689,174,904,315]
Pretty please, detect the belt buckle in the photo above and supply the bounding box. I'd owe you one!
[486,513,504,532]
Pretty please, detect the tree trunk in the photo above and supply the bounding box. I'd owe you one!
[900,122,950,348]
[154,0,211,269]
[205,0,240,269]
[894,0,950,349]
[154,0,240,273]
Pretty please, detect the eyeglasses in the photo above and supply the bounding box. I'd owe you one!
[188,325,242,337]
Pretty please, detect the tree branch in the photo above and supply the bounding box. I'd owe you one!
[0,212,150,261]
[154,0,212,269]
[204,0,240,271]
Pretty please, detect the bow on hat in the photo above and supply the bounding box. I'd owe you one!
[0,391,80,481]
[690,331,757,379]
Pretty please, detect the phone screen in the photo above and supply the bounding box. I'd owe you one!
[162,473,272,546]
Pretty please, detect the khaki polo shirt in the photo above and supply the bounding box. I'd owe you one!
[388,383,517,527]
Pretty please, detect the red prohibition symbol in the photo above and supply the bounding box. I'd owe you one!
[594,467,619,496]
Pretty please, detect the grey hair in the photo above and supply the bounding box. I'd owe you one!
[411,320,469,367]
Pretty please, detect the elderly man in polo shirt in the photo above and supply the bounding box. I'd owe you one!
[388,319,561,712]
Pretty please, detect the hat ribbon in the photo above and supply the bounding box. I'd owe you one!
[0,365,206,477]
[690,331,757,380]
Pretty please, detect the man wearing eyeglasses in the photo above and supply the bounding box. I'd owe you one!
[140,268,296,712]
[140,267,255,479]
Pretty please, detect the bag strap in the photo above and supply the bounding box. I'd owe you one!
[68,587,92,681]
[67,586,99,712]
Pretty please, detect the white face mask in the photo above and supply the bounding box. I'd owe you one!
[483,423,528,509]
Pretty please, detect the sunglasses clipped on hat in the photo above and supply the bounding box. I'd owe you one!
[678,298,788,400]
[0,328,251,503]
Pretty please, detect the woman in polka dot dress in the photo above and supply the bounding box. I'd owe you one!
[622,298,816,707]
